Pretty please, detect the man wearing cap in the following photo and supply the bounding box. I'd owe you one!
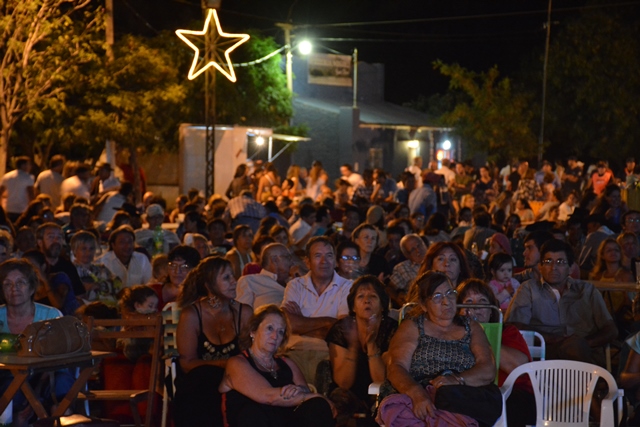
[60,163,92,200]
[90,162,120,202]
[135,204,180,255]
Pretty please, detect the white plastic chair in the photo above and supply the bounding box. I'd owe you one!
[497,359,624,427]
[519,330,546,361]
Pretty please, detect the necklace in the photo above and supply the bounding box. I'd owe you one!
[206,295,221,310]
[249,349,278,379]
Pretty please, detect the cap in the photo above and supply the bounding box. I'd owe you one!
[146,204,164,218]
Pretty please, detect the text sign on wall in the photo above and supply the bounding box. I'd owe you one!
[308,53,352,87]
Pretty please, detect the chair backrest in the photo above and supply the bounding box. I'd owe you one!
[161,302,181,358]
[88,315,163,427]
[519,330,546,361]
[458,304,503,384]
[500,360,621,427]
[399,302,417,323]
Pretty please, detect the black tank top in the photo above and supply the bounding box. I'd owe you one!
[195,301,243,361]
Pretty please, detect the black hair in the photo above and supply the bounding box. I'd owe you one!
[488,252,513,273]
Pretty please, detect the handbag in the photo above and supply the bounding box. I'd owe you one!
[17,316,91,357]
[434,383,503,427]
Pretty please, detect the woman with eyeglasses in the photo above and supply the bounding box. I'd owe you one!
[148,245,201,309]
[378,271,501,427]
[335,241,362,280]
[326,275,397,426]
[0,259,74,426]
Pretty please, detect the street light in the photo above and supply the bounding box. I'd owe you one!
[298,40,312,55]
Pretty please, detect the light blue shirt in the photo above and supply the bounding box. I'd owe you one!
[0,303,62,333]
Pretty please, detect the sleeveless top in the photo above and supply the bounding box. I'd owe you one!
[409,314,475,386]
[223,351,295,427]
[195,301,243,361]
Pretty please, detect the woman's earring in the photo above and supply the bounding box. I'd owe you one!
[250,335,254,342]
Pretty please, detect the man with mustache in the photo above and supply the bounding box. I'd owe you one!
[36,222,86,297]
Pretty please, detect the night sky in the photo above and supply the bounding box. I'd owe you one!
[115,0,629,104]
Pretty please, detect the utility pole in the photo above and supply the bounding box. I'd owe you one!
[538,0,552,166]
[203,0,221,197]
[276,23,294,93]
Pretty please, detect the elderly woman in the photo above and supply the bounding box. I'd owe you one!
[326,276,397,425]
[174,256,251,427]
[71,230,121,306]
[352,223,390,278]
[219,305,335,427]
[457,279,535,427]
[378,271,501,427]
[0,259,73,426]
[418,241,471,287]
[148,245,200,309]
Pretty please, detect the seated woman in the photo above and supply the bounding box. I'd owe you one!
[174,256,251,427]
[352,223,390,278]
[326,275,397,426]
[378,271,501,427]
[457,279,535,427]
[225,225,255,279]
[219,305,335,427]
[418,241,472,287]
[0,259,73,427]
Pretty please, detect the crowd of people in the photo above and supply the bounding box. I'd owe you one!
[0,152,639,426]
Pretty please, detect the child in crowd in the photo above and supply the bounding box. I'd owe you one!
[118,285,159,361]
[488,252,520,311]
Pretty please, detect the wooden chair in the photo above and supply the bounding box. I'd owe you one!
[80,315,163,427]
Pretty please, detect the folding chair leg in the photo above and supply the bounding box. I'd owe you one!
[162,387,168,427]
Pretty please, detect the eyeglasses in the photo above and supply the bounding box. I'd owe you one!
[541,258,569,266]
[2,280,29,290]
[168,262,191,273]
[430,289,458,304]
[340,255,361,262]
[627,218,640,223]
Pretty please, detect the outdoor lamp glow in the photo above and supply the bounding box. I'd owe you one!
[255,136,265,146]
[407,140,419,149]
[298,40,312,55]
[442,139,451,150]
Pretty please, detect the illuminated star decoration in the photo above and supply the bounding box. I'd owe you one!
[175,9,250,82]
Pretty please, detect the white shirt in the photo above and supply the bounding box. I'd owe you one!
[558,202,575,222]
[236,269,285,311]
[0,169,34,214]
[35,169,64,209]
[282,271,352,351]
[96,251,152,288]
[99,176,121,193]
[289,218,311,246]
[436,165,456,186]
[60,176,90,200]
[96,192,126,224]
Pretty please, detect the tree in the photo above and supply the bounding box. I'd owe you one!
[542,7,640,163]
[433,60,538,163]
[0,0,102,175]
